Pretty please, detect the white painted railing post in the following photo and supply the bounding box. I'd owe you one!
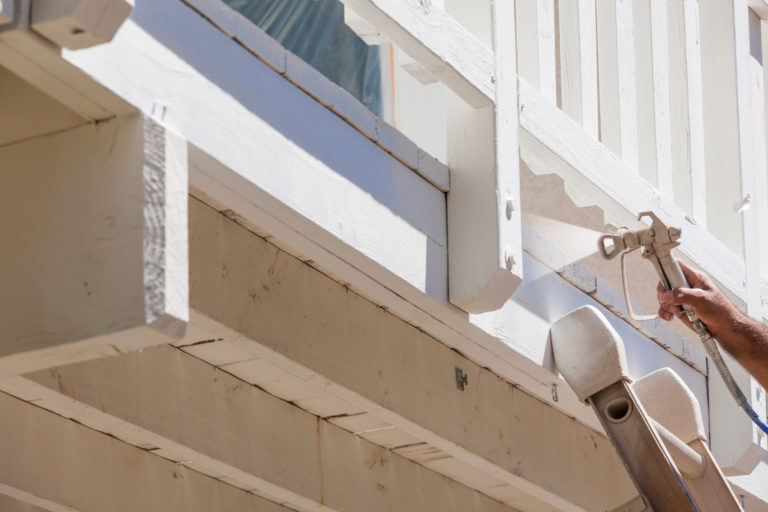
[596,0,638,170]
[558,0,599,138]
[516,0,556,104]
[447,0,523,313]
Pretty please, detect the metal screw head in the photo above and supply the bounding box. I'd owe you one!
[505,197,515,219]
[505,250,516,270]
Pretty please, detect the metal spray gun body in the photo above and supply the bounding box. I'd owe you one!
[598,212,768,434]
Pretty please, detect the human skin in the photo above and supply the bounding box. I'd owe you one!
[657,260,768,391]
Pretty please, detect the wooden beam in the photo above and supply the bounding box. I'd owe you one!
[17,345,520,512]
[0,115,187,376]
[30,0,133,50]
[0,392,295,512]
[176,198,637,512]
[337,0,494,107]
[0,0,134,119]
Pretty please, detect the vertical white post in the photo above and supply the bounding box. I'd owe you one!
[650,0,674,200]
[667,0,707,222]
[684,0,707,227]
[733,1,760,320]
[596,0,638,169]
[516,0,556,104]
[558,0,598,138]
[537,0,557,103]
[758,18,768,282]
[446,0,523,313]
[633,0,673,194]
[698,0,747,265]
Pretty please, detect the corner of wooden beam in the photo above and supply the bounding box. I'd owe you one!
[0,114,188,376]
[30,0,133,50]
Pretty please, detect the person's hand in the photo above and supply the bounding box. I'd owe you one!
[656,260,740,338]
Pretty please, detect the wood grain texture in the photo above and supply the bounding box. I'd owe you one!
[0,116,186,375]
[184,198,637,512]
[19,346,520,512]
[0,392,294,512]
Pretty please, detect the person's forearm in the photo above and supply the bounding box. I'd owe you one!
[713,311,768,391]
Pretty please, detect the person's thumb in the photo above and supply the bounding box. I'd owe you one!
[662,287,707,309]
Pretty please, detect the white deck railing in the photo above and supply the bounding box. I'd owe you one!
[516,0,767,320]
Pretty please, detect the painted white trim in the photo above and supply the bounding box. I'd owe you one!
[338,0,493,107]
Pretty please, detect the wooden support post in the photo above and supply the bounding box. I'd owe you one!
[558,0,599,138]
[447,0,523,313]
[596,0,638,169]
[0,115,188,376]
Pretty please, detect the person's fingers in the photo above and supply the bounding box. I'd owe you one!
[678,260,702,284]
[657,281,665,302]
[662,287,708,309]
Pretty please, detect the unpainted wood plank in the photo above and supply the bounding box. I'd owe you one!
[21,347,522,512]
[185,198,637,512]
[0,393,293,512]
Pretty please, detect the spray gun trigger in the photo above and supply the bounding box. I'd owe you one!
[598,233,624,260]
[621,249,658,322]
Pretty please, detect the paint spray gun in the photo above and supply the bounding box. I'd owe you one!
[598,211,768,436]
